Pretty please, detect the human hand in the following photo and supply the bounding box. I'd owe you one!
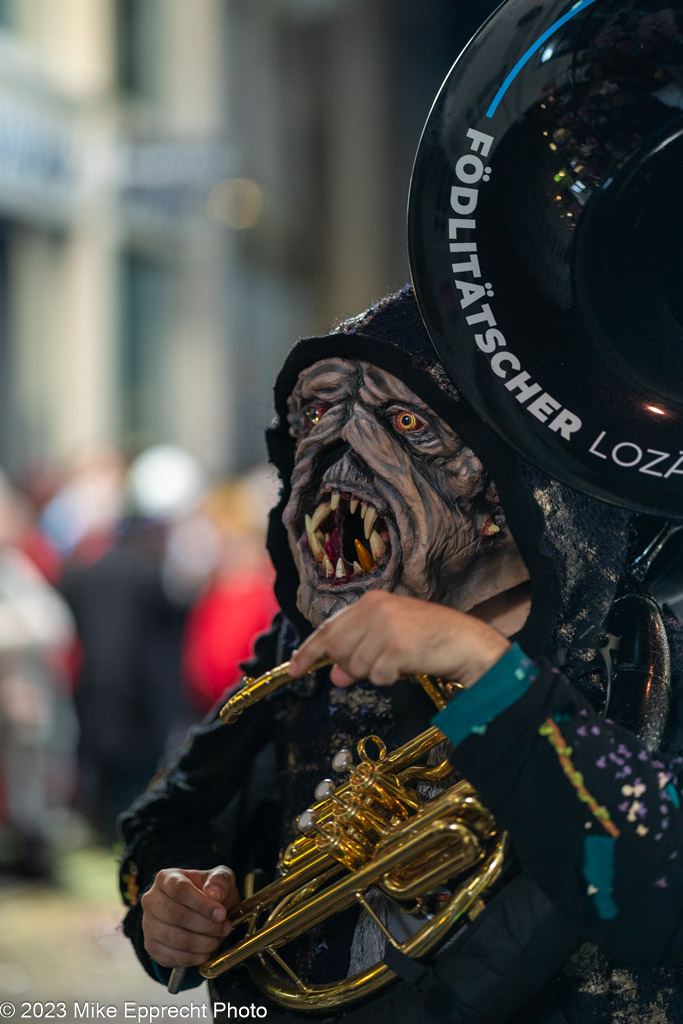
[141,865,240,968]
[288,591,511,690]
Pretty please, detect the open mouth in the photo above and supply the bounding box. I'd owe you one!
[299,489,392,586]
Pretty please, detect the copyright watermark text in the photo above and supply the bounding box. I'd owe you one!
[0,1003,268,1021]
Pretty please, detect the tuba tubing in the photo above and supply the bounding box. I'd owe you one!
[170,659,508,1011]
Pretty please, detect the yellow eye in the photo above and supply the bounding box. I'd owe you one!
[393,410,424,433]
[304,403,329,428]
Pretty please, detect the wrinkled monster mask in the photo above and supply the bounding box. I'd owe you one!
[282,358,529,628]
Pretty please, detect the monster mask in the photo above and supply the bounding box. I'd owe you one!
[281,357,529,628]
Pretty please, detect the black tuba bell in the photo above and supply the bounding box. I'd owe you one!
[409,0,683,523]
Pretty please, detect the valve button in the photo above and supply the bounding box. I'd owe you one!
[331,749,353,772]
[297,808,317,833]
[314,779,336,801]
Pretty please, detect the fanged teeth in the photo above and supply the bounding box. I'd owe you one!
[305,514,324,562]
[354,538,374,573]
[363,507,378,539]
[306,494,388,579]
[310,501,332,532]
[369,531,386,559]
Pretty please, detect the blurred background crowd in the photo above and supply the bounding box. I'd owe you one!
[0,0,502,878]
[0,443,280,875]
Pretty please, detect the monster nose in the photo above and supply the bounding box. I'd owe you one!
[316,441,350,476]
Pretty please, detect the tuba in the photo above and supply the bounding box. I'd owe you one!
[171,0,683,1011]
[409,0,683,521]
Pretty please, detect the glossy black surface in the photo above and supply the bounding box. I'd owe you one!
[607,591,670,752]
[408,0,683,517]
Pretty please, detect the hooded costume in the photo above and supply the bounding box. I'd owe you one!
[119,286,683,1024]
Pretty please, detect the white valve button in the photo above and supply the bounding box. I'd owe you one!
[331,749,353,772]
[297,808,317,833]
[314,779,336,801]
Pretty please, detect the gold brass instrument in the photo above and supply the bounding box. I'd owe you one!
[184,660,508,1012]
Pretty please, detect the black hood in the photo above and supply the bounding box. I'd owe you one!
[266,285,633,665]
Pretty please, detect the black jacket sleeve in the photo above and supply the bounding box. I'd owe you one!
[118,697,275,982]
[448,659,683,968]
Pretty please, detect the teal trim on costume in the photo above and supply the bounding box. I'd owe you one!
[152,961,203,990]
[665,783,680,808]
[431,642,537,746]
[583,835,618,920]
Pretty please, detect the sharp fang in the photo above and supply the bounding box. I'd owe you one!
[353,560,363,575]
[330,491,340,511]
[369,530,387,560]
[335,557,346,579]
[364,506,378,539]
[350,497,359,514]
[360,502,367,519]
[310,501,332,532]
[323,555,334,578]
[354,538,374,573]
[305,515,324,562]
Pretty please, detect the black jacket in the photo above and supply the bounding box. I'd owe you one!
[119,287,683,1023]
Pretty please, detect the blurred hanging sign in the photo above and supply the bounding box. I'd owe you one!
[118,138,236,226]
[0,93,78,221]
[0,88,236,229]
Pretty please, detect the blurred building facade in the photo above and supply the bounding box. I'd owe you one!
[0,0,497,478]
[0,0,238,475]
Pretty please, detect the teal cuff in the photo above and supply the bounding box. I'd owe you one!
[432,642,538,745]
[582,834,618,920]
